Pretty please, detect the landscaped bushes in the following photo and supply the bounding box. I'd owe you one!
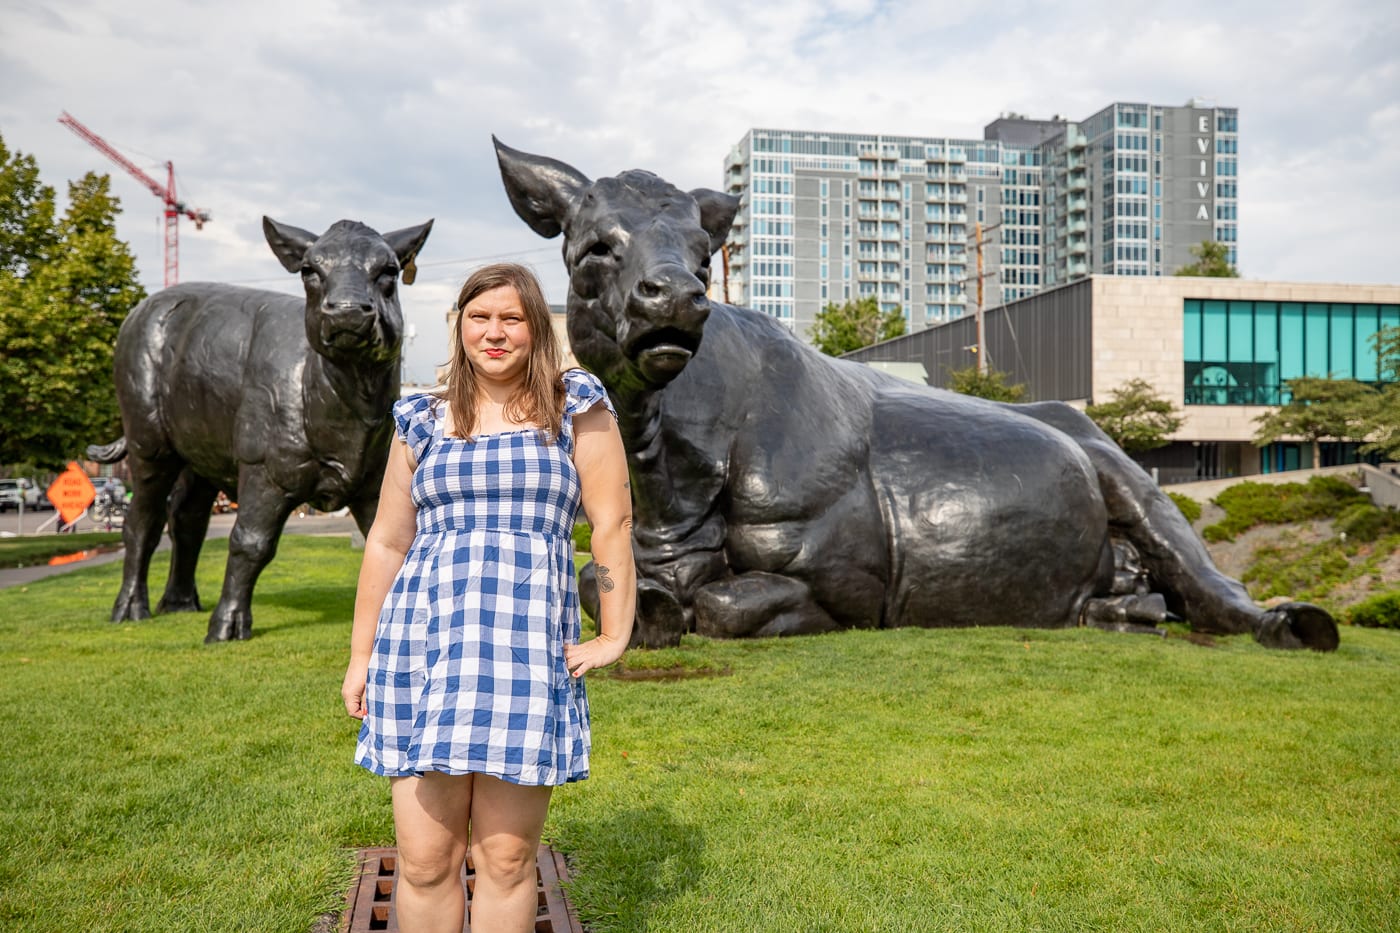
[1348,590,1400,629]
[1168,491,1202,524]
[1203,475,1366,542]
[1335,501,1400,542]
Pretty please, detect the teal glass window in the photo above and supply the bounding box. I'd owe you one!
[1354,305,1379,382]
[1254,302,1279,404]
[1183,299,1398,405]
[1329,304,1354,378]
[1280,303,1304,381]
[1305,305,1329,376]
[1184,299,1201,361]
[1228,302,1253,362]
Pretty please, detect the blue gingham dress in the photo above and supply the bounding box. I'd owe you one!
[354,369,615,785]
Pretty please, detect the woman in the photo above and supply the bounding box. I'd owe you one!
[341,262,634,932]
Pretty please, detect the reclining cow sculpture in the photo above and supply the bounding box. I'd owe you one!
[494,138,1339,652]
[88,216,433,643]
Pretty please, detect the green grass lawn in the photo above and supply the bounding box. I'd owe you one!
[1,538,1397,932]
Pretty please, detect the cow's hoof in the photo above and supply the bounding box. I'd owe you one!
[1256,602,1339,652]
[111,596,151,622]
[635,582,688,649]
[156,592,202,614]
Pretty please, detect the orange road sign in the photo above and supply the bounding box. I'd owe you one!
[47,462,96,525]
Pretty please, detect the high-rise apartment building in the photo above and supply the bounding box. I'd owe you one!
[722,100,1239,340]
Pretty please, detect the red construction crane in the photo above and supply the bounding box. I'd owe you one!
[58,110,211,287]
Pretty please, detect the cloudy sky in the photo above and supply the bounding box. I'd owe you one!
[2,0,1397,383]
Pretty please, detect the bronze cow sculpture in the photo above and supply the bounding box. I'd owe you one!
[88,216,432,643]
[494,139,1338,653]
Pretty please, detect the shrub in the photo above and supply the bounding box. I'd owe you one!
[1168,491,1202,524]
[1335,502,1400,543]
[1204,475,1367,541]
[572,521,592,553]
[1348,590,1400,629]
[1243,537,1352,603]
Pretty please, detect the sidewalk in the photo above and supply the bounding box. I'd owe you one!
[0,512,360,591]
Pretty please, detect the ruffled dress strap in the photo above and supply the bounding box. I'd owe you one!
[392,393,442,462]
[563,369,616,421]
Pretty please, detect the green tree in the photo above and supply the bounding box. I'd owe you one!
[1176,240,1239,277]
[1252,376,1377,467]
[0,133,146,468]
[946,365,1026,402]
[809,296,905,356]
[1085,378,1184,452]
[1358,325,1400,460]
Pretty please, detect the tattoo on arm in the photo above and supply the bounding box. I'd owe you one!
[597,564,615,594]
[623,480,631,490]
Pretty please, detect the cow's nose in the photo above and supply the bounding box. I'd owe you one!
[633,265,707,319]
[324,300,374,319]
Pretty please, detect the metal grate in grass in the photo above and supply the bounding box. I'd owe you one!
[342,845,582,932]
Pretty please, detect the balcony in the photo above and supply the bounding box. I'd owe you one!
[1068,174,1087,193]
[1067,219,1086,235]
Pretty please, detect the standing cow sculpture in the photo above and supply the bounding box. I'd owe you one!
[494,138,1339,652]
[88,216,433,643]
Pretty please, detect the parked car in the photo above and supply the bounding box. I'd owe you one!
[0,477,47,511]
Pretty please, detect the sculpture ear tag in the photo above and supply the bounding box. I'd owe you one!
[401,253,418,286]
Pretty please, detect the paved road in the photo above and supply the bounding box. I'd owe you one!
[0,512,360,590]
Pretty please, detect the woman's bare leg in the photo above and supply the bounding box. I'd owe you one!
[468,775,553,932]
[390,773,472,933]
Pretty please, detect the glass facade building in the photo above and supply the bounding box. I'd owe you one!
[1184,299,1400,405]
[842,276,1400,483]
[724,100,1238,342]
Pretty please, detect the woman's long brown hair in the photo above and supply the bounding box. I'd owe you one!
[440,263,565,442]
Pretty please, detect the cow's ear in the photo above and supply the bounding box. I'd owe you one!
[494,137,589,239]
[263,217,319,273]
[384,220,434,284]
[690,188,741,255]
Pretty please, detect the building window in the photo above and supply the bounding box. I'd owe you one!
[1183,299,1400,405]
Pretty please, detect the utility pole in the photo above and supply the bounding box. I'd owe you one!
[962,221,1000,374]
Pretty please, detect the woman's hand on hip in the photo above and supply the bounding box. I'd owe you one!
[564,633,626,679]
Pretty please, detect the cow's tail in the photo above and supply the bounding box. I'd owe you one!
[86,437,128,463]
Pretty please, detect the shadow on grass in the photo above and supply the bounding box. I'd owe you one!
[254,586,356,630]
[556,804,705,929]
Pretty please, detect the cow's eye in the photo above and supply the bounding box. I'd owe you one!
[377,271,397,295]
